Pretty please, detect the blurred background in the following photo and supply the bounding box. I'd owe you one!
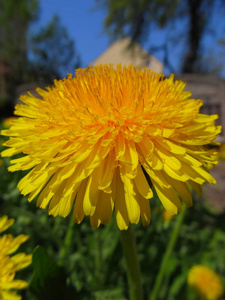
[0,1,225,299]
[0,0,225,118]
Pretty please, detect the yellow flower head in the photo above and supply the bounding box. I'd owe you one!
[0,216,32,300]
[1,65,221,230]
[188,265,224,300]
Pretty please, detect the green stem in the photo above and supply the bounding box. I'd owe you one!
[120,225,143,300]
[150,204,187,300]
[58,215,75,265]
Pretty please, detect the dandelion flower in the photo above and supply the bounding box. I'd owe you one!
[0,215,32,300]
[188,265,224,300]
[1,65,221,229]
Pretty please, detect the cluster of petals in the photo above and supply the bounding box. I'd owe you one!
[0,215,32,300]
[1,64,221,229]
[188,265,224,300]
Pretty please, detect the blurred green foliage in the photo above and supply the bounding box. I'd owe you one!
[0,120,225,300]
[0,0,80,118]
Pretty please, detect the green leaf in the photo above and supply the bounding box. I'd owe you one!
[169,272,186,296]
[93,287,126,300]
[30,246,79,300]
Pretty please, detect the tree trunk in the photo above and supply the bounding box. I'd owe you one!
[182,0,206,73]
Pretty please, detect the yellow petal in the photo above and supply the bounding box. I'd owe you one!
[73,179,87,224]
[98,153,116,191]
[83,174,99,216]
[165,174,193,207]
[90,192,114,227]
[153,180,182,214]
[0,216,14,233]
[164,163,189,182]
[134,164,153,199]
[114,170,129,230]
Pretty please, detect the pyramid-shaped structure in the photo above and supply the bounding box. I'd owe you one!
[91,37,163,73]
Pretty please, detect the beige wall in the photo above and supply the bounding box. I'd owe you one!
[91,38,163,74]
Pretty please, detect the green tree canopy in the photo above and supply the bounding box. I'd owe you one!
[0,0,39,82]
[97,0,224,74]
[0,0,80,117]
[30,15,80,81]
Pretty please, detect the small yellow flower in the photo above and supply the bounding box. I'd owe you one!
[188,265,224,300]
[1,65,221,229]
[0,215,32,300]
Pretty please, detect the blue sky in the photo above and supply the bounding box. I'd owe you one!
[37,0,110,69]
[37,0,225,77]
